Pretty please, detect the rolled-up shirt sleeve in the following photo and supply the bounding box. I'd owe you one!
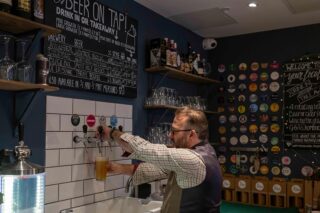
[132,163,169,185]
[120,133,206,188]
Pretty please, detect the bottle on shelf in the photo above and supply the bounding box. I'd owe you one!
[0,0,12,12]
[197,54,204,76]
[32,0,43,23]
[170,40,177,68]
[12,0,31,19]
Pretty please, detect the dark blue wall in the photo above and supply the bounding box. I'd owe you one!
[0,0,205,165]
[209,24,320,178]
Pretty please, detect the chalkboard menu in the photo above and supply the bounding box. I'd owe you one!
[44,0,138,97]
[284,59,320,148]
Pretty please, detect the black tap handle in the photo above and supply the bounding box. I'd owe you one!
[118,125,123,132]
[82,125,88,134]
[98,126,104,135]
[19,122,24,142]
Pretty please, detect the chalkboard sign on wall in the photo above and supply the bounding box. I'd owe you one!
[44,0,138,98]
[284,59,320,148]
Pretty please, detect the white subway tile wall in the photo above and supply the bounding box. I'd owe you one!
[45,96,133,213]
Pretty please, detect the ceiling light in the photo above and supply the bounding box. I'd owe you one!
[248,2,257,8]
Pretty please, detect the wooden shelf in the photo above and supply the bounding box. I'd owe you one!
[144,105,218,114]
[0,79,59,92]
[0,11,61,36]
[145,66,220,84]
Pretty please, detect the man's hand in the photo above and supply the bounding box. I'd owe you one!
[108,162,136,175]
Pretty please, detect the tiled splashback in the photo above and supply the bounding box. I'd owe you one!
[45,96,133,213]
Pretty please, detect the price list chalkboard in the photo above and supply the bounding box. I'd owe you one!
[44,0,138,97]
[283,60,320,148]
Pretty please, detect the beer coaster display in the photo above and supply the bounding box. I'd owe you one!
[216,61,284,177]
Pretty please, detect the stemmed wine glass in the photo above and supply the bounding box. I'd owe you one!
[0,35,16,80]
[15,39,32,82]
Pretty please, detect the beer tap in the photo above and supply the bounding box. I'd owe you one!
[97,126,104,154]
[73,125,89,154]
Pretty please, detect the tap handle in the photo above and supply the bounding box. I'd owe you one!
[18,122,24,143]
[98,125,104,135]
[118,125,123,132]
[82,125,88,134]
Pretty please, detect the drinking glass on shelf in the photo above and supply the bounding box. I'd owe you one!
[0,35,16,80]
[15,39,32,82]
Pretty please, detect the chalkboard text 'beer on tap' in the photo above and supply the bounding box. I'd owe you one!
[45,0,138,98]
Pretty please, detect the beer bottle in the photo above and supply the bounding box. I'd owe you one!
[32,0,43,23]
[13,0,31,19]
[0,0,12,12]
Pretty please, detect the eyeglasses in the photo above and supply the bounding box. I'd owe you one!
[169,128,192,136]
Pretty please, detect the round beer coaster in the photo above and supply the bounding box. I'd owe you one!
[239,115,247,124]
[239,83,247,92]
[260,72,269,81]
[301,166,314,177]
[259,83,268,92]
[249,94,258,103]
[240,165,249,173]
[230,137,238,145]
[218,107,225,112]
[249,104,258,113]
[259,124,269,133]
[261,62,268,69]
[259,134,268,143]
[229,115,237,123]
[228,106,235,112]
[270,103,280,112]
[270,82,280,92]
[260,165,269,175]
[249,73,258,81]
[249,165,258,175]
[251,62,259,71]
[240,155,248,163]
[281,156,291,165]
[259,103,269,112]
[271,145,281,154]
[219,115,227,124]
[229,165,238,174]
[249,83,258,92]
[220,137,227,144]
[238,105,246,114]
[99,116,106,126]
[227,85,236,93]
[218,64,226,73]
[250,114,257,122]
[239,135,249,144]
[239,73,247,81]
[227,74,236,83]
[282,167,292,176]
[271,123,280,133]
[218,126,226,134]
[240,125,247,133]
[270,61,280,70]
[249,124,258,134]
[271,166,281,175]
[239,63,247,71]
[238,94,246,102]
[271,137,279,145]
[230,126,237,133]
[260,114,269,122]
[249,135,257,144]
[218,155,226,164]
[271,71,280,80]
[230,155,237,164]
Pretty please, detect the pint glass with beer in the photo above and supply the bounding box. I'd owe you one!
[95,156,108,181]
